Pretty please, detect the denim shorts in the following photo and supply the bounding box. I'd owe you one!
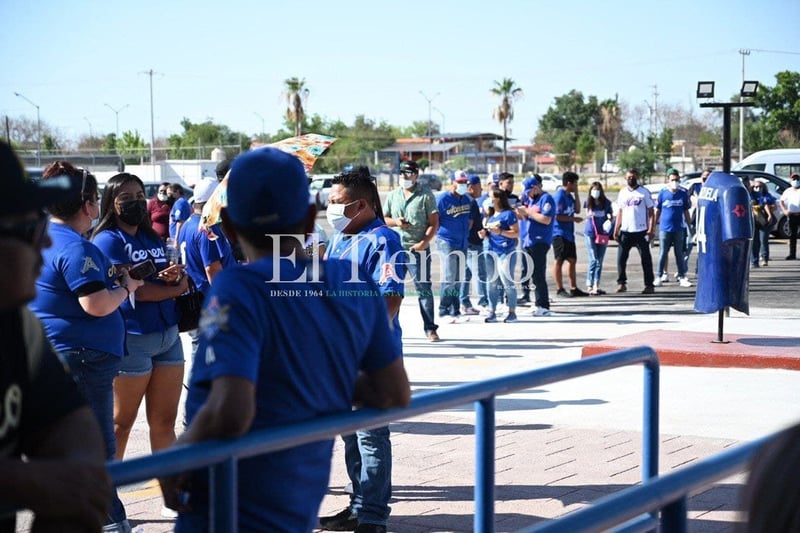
[120,325,184,376]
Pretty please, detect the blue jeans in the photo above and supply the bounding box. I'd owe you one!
[343,427,392,525]
[460,243,487,308]
[60,349,127,525]
[584,234,608,288]
[751,225,771,263]
[485,252,517,312]
[436,240,466,317]
[406,248,438,334]
[657,229,687,278]
[525,243,551,309]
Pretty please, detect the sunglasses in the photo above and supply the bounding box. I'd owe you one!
[0,210,50,247]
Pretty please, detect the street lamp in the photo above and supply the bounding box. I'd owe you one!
[433,106,445,136]
[419,90,439,168]
[253,111,265,138]
[14,92,41,166]
[84,117,93,138]
[104,103,130,146]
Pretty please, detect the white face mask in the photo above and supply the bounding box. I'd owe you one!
[669,180,679,191]
[157,193,169,202]
[326,201,358,232]
[792,179,800,189]
[456,183,468,195]
[402,179,415,189]
[590,190,601,200]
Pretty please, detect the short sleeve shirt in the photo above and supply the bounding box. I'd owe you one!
[553,187,577,241]
[617,186,654,232]
[486,210,518,254]
[656,188,690,232]
[177,214,236,294]
[383,185,438,249]
[525,192,556,246]
[169,197,191,241]
[436,191,472,249]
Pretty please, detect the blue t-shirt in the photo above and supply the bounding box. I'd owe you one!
[436,191,472,249]
[694,172,753,314]
[93,228,179,334]
[583,200,614,238]
[177,214,236,294]
[326,217,406,353]
[29,223,126,357]
[180,257,400,532]
[169,197,191,241]
[657,187,690,232]
[553,187,577,241]
[486,210,518,255]
[467,199,483,246]
[525,192,556,246]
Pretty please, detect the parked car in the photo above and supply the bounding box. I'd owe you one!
[417,173,442,191]
[681,170,791,238]
[538,173,561,192]
[25,167,44,182]
[309,174,335,209]
[733,148,800,180]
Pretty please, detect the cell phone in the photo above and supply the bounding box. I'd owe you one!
[127,259,157,280]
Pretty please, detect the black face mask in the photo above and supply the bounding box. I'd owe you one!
[118,199,148,226]
[627,177,639,188]
[166,195,176,206]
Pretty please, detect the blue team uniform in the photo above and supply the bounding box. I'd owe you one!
[93,228,179,333]
[487,210,518,255]
[553,188,576,241]
[657,188,690,232]
[176,214,236,294]
[436,191,472,249]
[178,257,400,533]
[694,172,753,314]
[526,192,556,245]
[169,196,191,241]
[30,223,126,356]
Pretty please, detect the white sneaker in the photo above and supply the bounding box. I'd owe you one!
[660,274,669,283]
[532,307,553,317]
[441,315,456,324]
[679,277,693,288]
[653,278,662,287]
[673,272,680,280]
[161,506,179,519]
[454,314,470,323]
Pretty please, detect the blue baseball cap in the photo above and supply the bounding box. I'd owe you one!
[226,147,309,230]
[522,176,539,190]
[452,169,469,182]
[467,175,481,185]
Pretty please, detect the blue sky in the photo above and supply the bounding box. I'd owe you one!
[2,0,799,146]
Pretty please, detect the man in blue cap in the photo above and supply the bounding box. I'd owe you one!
[160,147,411,533]
[516,174,556,316]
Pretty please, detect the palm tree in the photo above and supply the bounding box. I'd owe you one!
[491,78,523,172]
[284,77,309,137]
[597,98,621,154]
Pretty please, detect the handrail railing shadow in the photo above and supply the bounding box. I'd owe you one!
[109,346,660,532]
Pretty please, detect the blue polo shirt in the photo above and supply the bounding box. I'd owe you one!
[180,257,400,532]
[177,214,236,294]
[93,227,179,334]
[436,191,472,249]
[525,192,556,246]
[30,223,126,356]
[169,196,192,241]
[657,187,690,232]
[553,187,576,241]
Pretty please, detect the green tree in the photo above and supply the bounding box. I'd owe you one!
[284,77,309,137]
[753,70,800,147]
[616,147,659,182]
[167,119,247,159]
[116,130,148,160]
[537,90,599,169]
[490,78,523,172]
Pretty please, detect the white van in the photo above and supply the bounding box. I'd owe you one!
[733,149,800,180]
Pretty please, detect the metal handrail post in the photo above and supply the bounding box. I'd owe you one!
[475,395,496,533]
[210,458,237,532]
[660,496,687,532]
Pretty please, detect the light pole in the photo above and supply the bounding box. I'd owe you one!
[419,90,439,168]
[14,92,41,166]
[433,106,445,135]
[84,117,93,139]
[253,111,265,139]
[104,103,130,143]
[738,49,750,162]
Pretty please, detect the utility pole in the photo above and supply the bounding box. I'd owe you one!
[139,69,158,175]
[649,84,659,136]
[104,103,130,147]
[84,117,93,139]
[419,90,439,168]
[14,92,41,166]
[738,49,750,162]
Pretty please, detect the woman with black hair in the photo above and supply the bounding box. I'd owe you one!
[583,181,614,295]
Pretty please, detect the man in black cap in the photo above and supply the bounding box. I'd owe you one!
[0,141,112,531]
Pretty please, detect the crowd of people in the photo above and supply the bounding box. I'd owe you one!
[3,135,799,532]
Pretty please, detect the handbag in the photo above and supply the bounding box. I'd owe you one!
[175,277,203,332]
[591,216,610,245]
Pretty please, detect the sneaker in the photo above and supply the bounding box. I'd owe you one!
[427,331,440,343]
[761,259,768,267]
[441,315,456,324]
[588,287,598,295]
[570,287,589,297]
[786,255,797,260]
[679,277,693,288]
[503,312,518,323]
[616,284,627,293]
[453,314,469,323]
[595,288,607,295]
[517,295,531,306]
[653,277,662,287]
[672,272,679,281]
[102,520,132,533]
[484,312,498,323]
[355,524,387,533]
[642,285,655,294]
[556,288,570,297]
[532,307,552,317]
[460,306,479,316]
[319,507,358,531]
[661,274,669,283]
[344,482,353,494]
[161,506,179,519]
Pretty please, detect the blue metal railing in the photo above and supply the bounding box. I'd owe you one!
[108,346,660,532]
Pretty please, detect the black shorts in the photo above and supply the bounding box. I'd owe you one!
[552,236,577,261]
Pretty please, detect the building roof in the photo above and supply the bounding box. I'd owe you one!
[380,141,462,153]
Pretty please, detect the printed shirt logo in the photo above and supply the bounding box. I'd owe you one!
[542,202,553,214]
[732,204,747,217]
[80,256,101,274]
[198,295,230,341]
[379,262,398,285]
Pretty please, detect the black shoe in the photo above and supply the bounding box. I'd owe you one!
[570,288,590,297]
[556,288,571,298]
[320,508,358,531]
[355,524,387,533]
[517,295,531,306]
[642,285,655,294]
[786,255,796,260]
